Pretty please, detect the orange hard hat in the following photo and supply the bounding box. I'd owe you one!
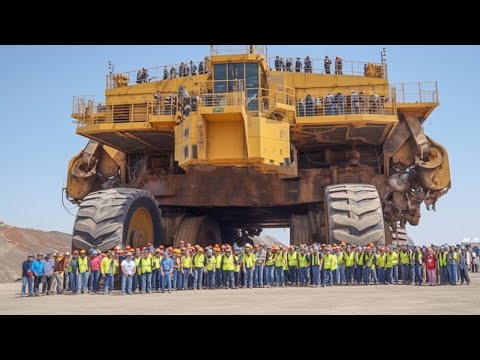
[368,242,374,247]
[79,249,86,254]
[119,249,124,254]
[341,241,346,246]
[213,246,220,251]
[125,245,131,249]
[179,240,185,244]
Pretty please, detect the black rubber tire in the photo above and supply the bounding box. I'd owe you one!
[290,214,311,245]
[173,216,221,248]
[325,184,385,247]
[72,188,162,251]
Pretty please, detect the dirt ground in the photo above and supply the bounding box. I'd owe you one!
[1,273,478,315]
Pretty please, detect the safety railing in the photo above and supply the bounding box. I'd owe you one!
[198,91,246,108]
[391,81,438,104]
[257,85,296,113]
[72,96,107,126]
[210,45,267,56]
[106,60,209,89]
[268,57,387,78]
[295,93,395,117]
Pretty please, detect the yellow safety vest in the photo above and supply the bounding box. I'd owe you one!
[152,256,161,270]
[265,253,275,266]
[377,253,386,268]
[391,251,399,265]
[336,252,344,266]
[234,255,241,272]
[399,250,410,264]
[140,257,152,273]
[323,254,335,270]
[274,252,285,267]
[355,253,365,266]
[222,254,235,271]
[385,253,394,268]
[344,252,355,267]
[215,254,223,269]
[242,253,256,269]
[311,253,321,266]
[78,256,89,273]
[331,254,339,271]
[135,257,142,275]
[181,256,192,269]
[438,252,448,267]
[101,258,118,275]
[298,253,309,268]
[193,254,205,268]
[413,251,423,264]
[205,256,216,271]
[287,252,298,267]
[365,253,375,268]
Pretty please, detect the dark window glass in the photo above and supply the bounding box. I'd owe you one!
[245,63,259,89]
[214,64,227,93]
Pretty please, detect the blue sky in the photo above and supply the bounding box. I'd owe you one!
[0,45,478,246]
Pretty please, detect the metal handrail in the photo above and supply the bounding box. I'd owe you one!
[269,57,387,78]
[210,45,267,56]
[198,92,246,108]
[390,81,438,104]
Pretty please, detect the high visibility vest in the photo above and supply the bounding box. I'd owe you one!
[385,253,394,268]
[344,252,355,267]
[215,254,223,269]
[193,254,205,268]
[391,251,399,265]
[205,256,216,271]
[355,253,365,266]
[438,252,448,267]
[414,251,423,264]
[311,253,321,266]
[101,258,118,275]
[274,253,285,267]
[222,254,235,271]
[152,256,161,270]
[234,255,241,272]
[265,253,275,266]
[135,257,142,275]
[336,252,344,266]
[323,254,336,270]
[365,253,375,268]
[78,256,89,273]
[331,254,339,271]
[287,252,298,267]
[242,253,256,269]
[140,257,152,273]
[377,253,386,268]
[181,256,192,269]
[298,253,309,268]
[399,250,410,264]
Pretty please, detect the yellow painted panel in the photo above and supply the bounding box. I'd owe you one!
[207,121,245,160]
[295,114,398,126]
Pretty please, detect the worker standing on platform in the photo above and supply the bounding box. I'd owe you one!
[275,56,281,71]
[287,245,299,286]
[193,247,205,290]
[242,244,256,289]
[335,56,343,74]
[304,56,312,73]
[295,57,302,72]
[324,56,332,74]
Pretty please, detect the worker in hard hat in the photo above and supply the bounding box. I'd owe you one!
[310,246,322,287]
[364,246,377,285]
[385,247,395,284]
[88,250,101,293]
[287,245,299,286]
[151,248,161,292]
[160,250,174,293]
[438,246,449,285]
[205,248,216,289]
[233,247,242,288]
[333,246,344,285]
[254,244,266,288]
[413,246,424,286]
[242,244,256,289]
[172,248,182,290]
[214,245,223,289]
[376,247,387,285]
[447,246,459,285]
[265,246,275,287]
[322,246,336,287]
[52,251,66,294]
[181,250,193,290]
[297,247,310,286]
[121,252,136,294]
[391,246,399,284]
[222,246,236,289]
[274,246,286,287]
[101,251,118,295]
[399,244,412,284]
[344,246,355,285]
[78,249,90,294]
[192,247,205,290]
[21,254,34,297]
[354,247,365,285]
[282,247,289,284]
[66,251,79,295]
[132,249,142,293]
[139,249,153,294]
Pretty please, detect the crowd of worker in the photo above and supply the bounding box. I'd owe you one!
[20,241,476,297]
[273,55,343,74]
[136,58,210,84]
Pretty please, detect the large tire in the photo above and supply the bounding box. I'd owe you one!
[173,216,221,248]
[72,188,162,251]
[290,214,311,245]
[325,184,385,247]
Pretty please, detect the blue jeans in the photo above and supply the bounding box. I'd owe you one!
[69,272,78,293]
[414,264,423,285]
[440,266,448,284]
[345,267,354,284]
[275,267,284,286]
[299,267,308,285]
[288,267,298,284]
[161,272,172,292]
[401,264,410,283]
[89,270,100,292]
[362,267,370,284]
[21,276,33,296]
[355,266,363,283]
[323,269,333,285]
[223,270,235,288]
[378,268,386,284]
[172,268,179,289]
[182,269,191,289]
[392,265,399,283]
[121,274,133,294]
[193,268,204,289]
[103,274,114,293]
[254,265,264,287]
[386,267,392,283]
[244,267,254,287]
[206,270,215,288]
[311,265,320,286]
[215,268,223,288]
[447,264,457,285]
[410,264,415,284]
[78,272,88,293]
[339,265,345,284]
[141,272,152,292]
[332,269,338,285]
[152,269,160,291]
[265,265,274,286]
[133,273,141,292]
[370,267,378,284]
